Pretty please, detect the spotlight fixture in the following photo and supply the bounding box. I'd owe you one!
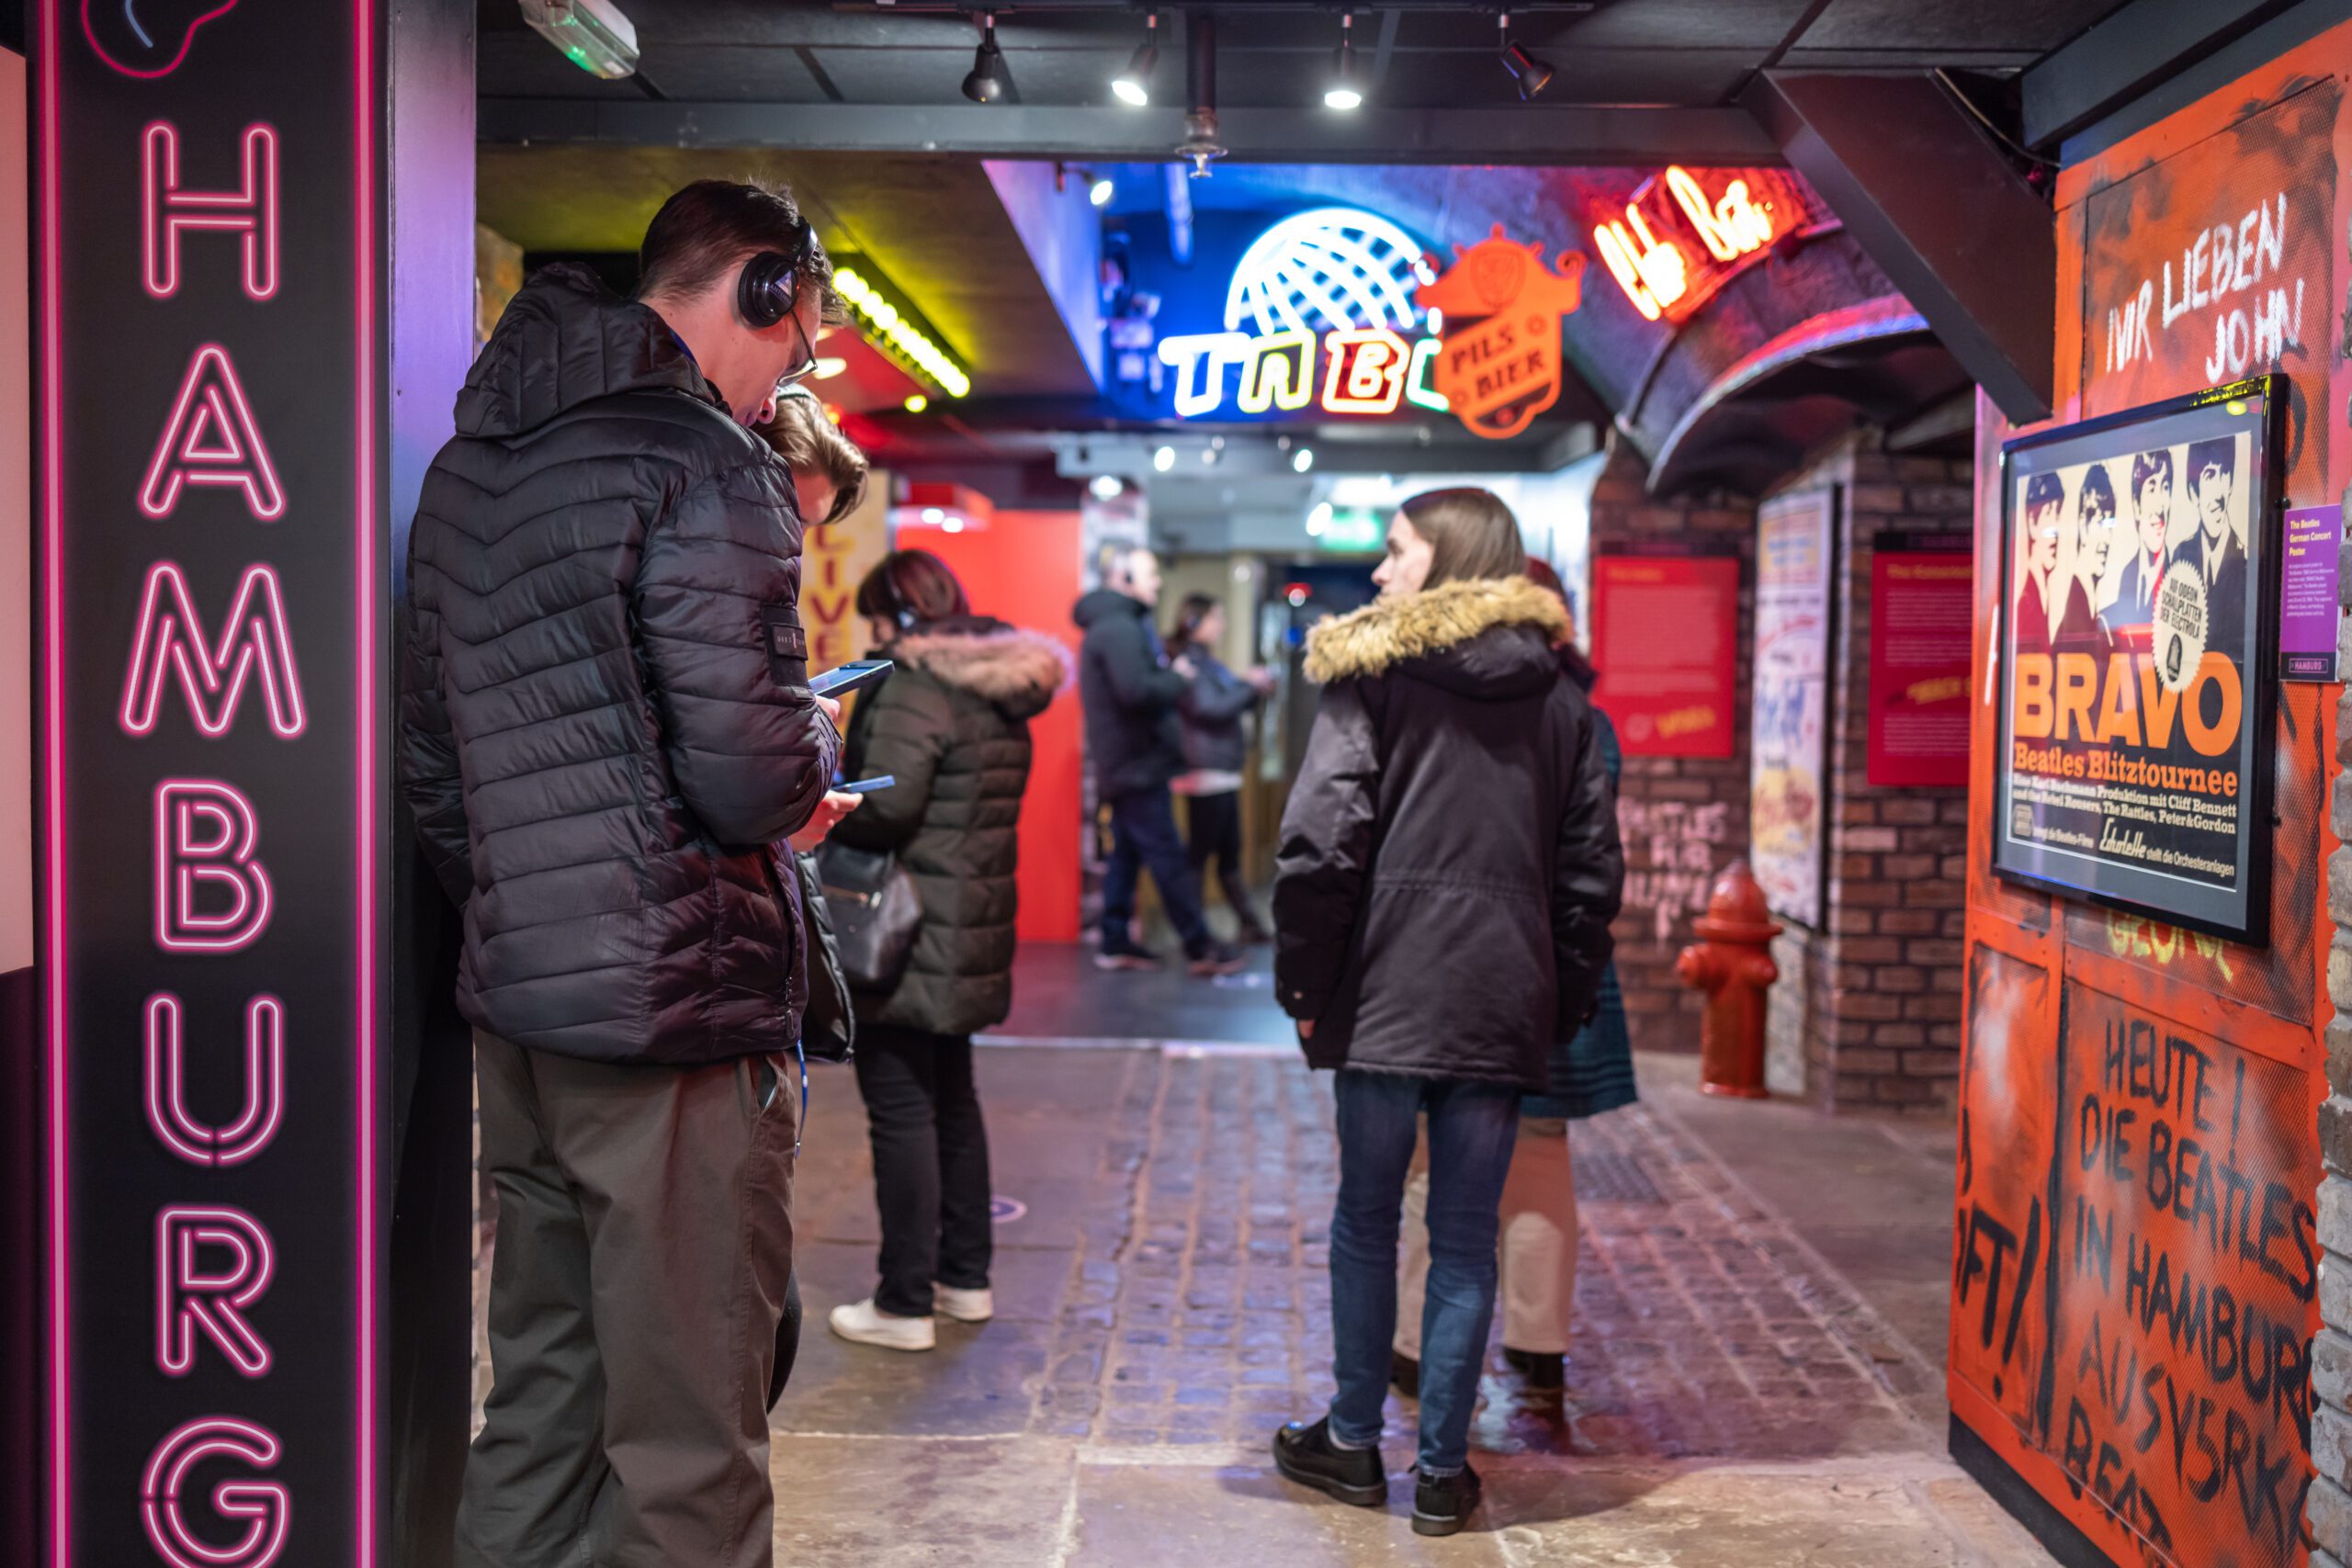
[1090,475,1125,500]
[1153,445,1176,472]
[1112,10,1159,107]
[1498,11,1555,101]
[1090,175,1115,208]
[962,12,1008,105]
[521,0,639,80]
[1323,13,1362,111]
[1293,447,1315,474]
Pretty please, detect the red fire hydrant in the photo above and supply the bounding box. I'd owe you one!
[1674,860,1781,1099]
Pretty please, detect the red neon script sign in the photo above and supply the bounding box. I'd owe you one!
[1593,165,1784,321]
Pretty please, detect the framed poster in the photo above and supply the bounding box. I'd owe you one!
[1591,553,1739,758]
[1867,548,1973,787]
[1993,378,2281,944]
[1750,491,1834,926]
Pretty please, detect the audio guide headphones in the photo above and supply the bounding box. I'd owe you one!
[737,216,815,330]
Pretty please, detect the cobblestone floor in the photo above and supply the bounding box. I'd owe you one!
[481,1028,2056,1564]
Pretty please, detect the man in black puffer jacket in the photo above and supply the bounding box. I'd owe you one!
[400,181,846,1568]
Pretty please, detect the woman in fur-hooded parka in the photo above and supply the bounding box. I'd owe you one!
[830,612,1071,1035]
[1274,574,1623,1089]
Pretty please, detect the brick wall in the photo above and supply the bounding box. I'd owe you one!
[2311,526,2352,1566]
[1588,444,1755,1056]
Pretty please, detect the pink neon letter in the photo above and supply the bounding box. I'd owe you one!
[140,344,286,521]
[156,1207,276,1377]
[141,1417,289,1568]
[120,562,305,739]
[154,781,273,953]
[143,121,278,301]
[144,993,285,1167]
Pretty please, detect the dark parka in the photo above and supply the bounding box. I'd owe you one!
[1073,588,1185,798]
[399,264,839,1066]
[830,618,1069,1036]
[1272,578,1623,1090]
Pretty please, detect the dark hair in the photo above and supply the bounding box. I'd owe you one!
[856,549,972,628]
[1167,592,1221,655]
[2130,447,2172,495]
[1397,488,1525,588]
[758,392,868,525]
[636,178,846,326]
[2187,436,2236,488]
[2024,471,2065,513]
[2076,464,2116,519]
[1524,555,1596,687]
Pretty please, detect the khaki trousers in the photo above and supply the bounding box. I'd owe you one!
[1396,1116,1576,1358]
[458,1032,797,1568]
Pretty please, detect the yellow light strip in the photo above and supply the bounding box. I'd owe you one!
[833,267,973,398]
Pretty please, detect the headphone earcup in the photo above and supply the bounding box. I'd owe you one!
[737,250,797,330]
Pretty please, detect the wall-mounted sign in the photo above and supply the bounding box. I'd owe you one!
[1586,165,1799,322]
[1591,555,1739,759]
[1414,229,1587,441]
[1750,491,1833,927]
[40,3,383,1563]
[1994,379,2280,944]
[1867,549,1973,787]
[1145,207,1448,422]
[2277,503,2341,681]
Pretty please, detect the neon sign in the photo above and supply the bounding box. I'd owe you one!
[1592,165,1785,321]
[42,1,381,1562]
[1416,229,1588,440]
[1159,207,1449,420]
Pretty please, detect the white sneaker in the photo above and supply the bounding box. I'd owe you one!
[828,1298,935,1351]
[934,1284,995,1323]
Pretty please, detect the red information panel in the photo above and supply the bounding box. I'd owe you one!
[1590,555,1739,758]
[1868,551,1973,786]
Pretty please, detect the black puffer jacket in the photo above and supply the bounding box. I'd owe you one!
[831,618,1069,1035]
[399,264,838,1065]
[1073,588,1185,798]
[1273,578,1623,1089]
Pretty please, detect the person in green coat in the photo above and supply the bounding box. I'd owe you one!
[824,549,1071,1353]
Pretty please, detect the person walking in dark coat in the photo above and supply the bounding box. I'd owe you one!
[400,180,856,1568]
[822,550,1071,1353]
[1269,490,1623,1538]
[1074,547,1244,975]
[1168,592,1276,942]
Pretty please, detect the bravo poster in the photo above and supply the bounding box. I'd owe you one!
[1994,382,2278,944]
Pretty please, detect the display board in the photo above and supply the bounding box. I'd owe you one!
[39,4,382,1563]
[1749,491,1833,926]
[1590,554,1739,758]
[1993,380,2279,944]
[1868,547,1973,787]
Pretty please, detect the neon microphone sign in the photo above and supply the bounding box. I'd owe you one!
[1154,207,1450,420]
[40,1,381,1562]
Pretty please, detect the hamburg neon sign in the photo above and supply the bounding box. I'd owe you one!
[1158,206,1450,420]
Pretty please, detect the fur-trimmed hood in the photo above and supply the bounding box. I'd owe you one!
[1304,577,1569,696]
[888,618,1071,720]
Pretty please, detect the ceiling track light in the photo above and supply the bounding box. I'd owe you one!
[1324,12,1363,112]
[1498,10,1555,102]
[962,11,1008,105]
[1112,10,1159,107]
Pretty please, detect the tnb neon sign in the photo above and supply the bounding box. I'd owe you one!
[1593,165,1784,321]
[1156,207,1450,420]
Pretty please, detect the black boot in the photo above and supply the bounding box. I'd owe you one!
[1272,1417,1387,1506]
[1411,1463,1484,1536]
[1502,1347,1564,1389]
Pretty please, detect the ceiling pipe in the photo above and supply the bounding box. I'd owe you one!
[1178,9,1225,175]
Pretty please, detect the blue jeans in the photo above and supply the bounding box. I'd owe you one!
[1327,1069,1520,1474]
[1102,787,1211,953]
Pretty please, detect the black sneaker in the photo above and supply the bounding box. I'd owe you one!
[1094,938,1162,972]
[1411,1463,1483,1536]
[1502,1347,1564,1389]
[1272,1417,1386,1507]
[1186,940,1247,976]
[1389,1350,1419,1399]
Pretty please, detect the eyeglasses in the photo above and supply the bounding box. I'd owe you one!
[775,312,820,389]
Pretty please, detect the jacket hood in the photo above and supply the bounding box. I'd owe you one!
[891,619,1072,721]
[455,263,718,439]
[1073,587,1149,629]
[1305,576,1569,699]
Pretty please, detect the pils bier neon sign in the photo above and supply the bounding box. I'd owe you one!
[1592,165,1783,321]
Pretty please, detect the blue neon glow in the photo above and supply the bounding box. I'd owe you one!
[1223,208,1436,337]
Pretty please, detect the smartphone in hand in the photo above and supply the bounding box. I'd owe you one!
[809,660,893,697]
[833,775,896,795]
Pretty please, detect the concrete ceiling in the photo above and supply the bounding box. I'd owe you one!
[473,143,1097,399]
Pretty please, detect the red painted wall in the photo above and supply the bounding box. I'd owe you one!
[918,510,1084,942]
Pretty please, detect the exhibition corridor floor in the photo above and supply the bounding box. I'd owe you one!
[478,947,2058,1565]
